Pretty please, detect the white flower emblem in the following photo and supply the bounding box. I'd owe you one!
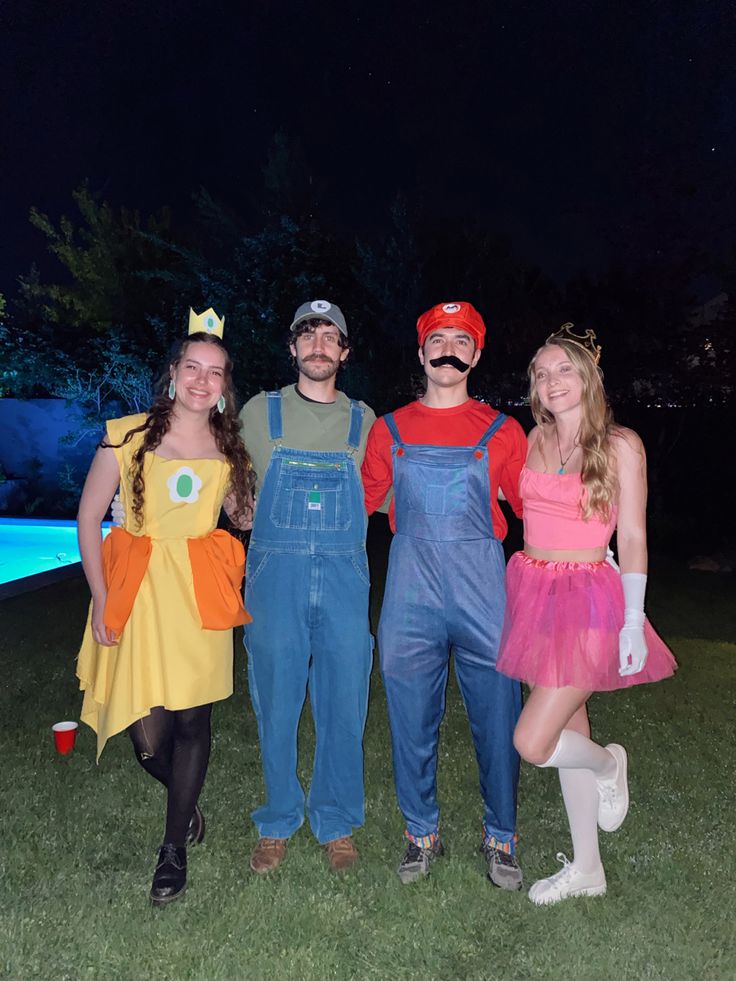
[442,303,462,314]
[311,300,332,313]
[167,466,203,504]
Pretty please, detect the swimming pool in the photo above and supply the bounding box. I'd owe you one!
[0,518,110,597]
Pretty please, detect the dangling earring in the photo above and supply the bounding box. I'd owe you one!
[217,395,226,414]
[168,379,176,400]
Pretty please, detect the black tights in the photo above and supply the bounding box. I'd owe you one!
[128,704,212,847]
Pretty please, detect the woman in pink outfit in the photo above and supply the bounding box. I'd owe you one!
[496,324,676,906]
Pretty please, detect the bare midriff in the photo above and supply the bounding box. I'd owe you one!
[523,542,608,563]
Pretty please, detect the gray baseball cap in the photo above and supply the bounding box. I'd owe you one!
[289,300,348,337]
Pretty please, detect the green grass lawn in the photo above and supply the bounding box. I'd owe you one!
[1,541,734,981]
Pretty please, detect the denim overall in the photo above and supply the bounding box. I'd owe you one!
[244,391,373,844]
[378,412,521,851]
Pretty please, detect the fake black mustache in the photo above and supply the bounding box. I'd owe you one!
[429,355,471,373]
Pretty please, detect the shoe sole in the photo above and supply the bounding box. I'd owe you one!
[529,882,606,906]
[488,871,523,891]
[599,744,629,832]
[249,860,284,874]
[398,868,430,885]
[150,883,187,907]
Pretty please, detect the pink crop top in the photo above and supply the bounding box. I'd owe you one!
[521,466,617,550]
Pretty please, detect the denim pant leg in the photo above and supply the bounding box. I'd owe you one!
[379,538,450,840]
[306,551,373,844]
[245,549,311,839]
[448,540,521,850]
[453,650,522,850]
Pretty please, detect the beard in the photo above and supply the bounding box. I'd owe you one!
[297,354,341,381]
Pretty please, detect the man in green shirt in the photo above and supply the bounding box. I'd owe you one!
[239,301,375,875]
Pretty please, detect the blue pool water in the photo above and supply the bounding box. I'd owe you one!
[0,518,110,586]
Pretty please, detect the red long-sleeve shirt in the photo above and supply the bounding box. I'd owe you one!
[362,398,526,540]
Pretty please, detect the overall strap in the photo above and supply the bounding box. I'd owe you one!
[384,413,403,445]
[477,412,507,448]
[266,390,283,442]
[346,399,365,453]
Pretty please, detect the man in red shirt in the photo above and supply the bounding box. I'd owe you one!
[362,301,526,888]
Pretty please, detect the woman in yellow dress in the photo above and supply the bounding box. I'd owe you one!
[76,314,255,906]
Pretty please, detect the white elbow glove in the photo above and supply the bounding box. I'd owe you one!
[618,572,648,676]
[110,491,125,527]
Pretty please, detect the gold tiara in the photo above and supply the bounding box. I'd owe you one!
[546,323,601,365]
[188,307,224,338]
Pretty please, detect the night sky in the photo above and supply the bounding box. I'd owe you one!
[2,0,735,291]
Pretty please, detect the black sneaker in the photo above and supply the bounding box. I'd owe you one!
[150,843,187,906]
[482,843,523,891]
[397,838,444,884]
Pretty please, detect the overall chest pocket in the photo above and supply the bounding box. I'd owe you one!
[270,464,352,531]
[403,460,469,516]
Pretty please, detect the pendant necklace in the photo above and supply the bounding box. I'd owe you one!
[555,427,578,474]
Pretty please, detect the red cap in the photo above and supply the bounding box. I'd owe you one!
[416,301,486,350]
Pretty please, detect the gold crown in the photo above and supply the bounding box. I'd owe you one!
[547,323,601,365]
[188,307,224,338]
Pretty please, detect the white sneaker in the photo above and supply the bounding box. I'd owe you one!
[528,853,607,906]
[597,743,629,832]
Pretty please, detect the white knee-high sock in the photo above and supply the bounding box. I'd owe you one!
[540,728,616,779]
[558,767,603,873]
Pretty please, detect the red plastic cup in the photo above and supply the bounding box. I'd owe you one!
[52,721,79,755]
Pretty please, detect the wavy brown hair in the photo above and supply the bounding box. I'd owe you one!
[105,333,256,529]
[529,337,618,520]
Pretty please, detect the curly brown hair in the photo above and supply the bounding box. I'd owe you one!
[105,332,256,529]
[290,317,350,350]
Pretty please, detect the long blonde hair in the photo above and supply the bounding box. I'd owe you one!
[528,337,617,519]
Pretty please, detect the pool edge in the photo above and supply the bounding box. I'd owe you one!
[0,562,84,600]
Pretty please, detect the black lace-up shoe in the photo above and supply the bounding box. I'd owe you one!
[150,843,187,906]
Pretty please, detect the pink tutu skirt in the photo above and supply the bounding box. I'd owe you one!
[496,552,677,691]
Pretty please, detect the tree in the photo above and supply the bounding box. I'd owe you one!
[27,183,184,361]
[51,332,154,445]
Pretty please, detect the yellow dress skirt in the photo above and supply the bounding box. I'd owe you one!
[77,414,244,760]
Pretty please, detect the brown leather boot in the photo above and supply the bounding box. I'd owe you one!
[324,836,358,872]
[250,837,287,874]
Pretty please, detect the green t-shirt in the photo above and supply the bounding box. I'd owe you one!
[238,384,376,497]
